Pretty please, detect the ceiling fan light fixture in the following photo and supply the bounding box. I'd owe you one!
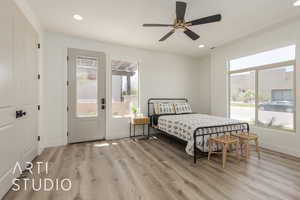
[294,0,300,6]
[198,44,205,48]
[73,14,83,21]
[142,1,221,42]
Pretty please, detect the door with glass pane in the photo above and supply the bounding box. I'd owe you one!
[68,49,106,143]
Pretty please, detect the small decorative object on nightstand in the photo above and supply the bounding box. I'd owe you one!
[129,116,150,139]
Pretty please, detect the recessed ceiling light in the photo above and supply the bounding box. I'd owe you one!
[294,0,300,6]
[198,44,205,48]
[73,14,83,21]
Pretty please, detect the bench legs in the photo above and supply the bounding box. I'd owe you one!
[208,139,212,161]
[240,138,261,160]
[236,140,240,162]
[208,137,240,169]
[222,143,228,168]
[255,138,261,159]
[208,135,260,168]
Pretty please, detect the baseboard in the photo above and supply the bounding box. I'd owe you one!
[0,168,20,199]
[22,145,38,163]
[260,142,300,158]
[38,146,44,155]
[42,137,67,149]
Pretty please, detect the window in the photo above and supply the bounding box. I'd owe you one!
[229,45,296,131]
[230,45,296,71]
[257,66,294,130]
[230,71,255,123]
[111,60,139,117]
[76,56,98,117]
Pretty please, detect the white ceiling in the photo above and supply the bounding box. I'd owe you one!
[28,0,300,57]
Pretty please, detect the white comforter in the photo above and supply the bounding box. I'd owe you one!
[158,114,243,156]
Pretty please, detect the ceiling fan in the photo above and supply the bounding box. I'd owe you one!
[143,1,222,41]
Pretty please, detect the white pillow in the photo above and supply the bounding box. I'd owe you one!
[154,103,160,114]
[154,103,175,114]
[174,103,192,114]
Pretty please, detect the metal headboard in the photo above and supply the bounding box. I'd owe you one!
[147,98,188,119]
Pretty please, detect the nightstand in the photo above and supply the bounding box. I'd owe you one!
[129,116,150,138]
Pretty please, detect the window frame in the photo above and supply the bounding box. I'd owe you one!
[228,59,297,132]
[75,56,99,118]
[111,60,140,118]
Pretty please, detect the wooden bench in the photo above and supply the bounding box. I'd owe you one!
[234,133,261,159]
[208,135,240,168]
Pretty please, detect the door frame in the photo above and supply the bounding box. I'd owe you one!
[67,48,107,143]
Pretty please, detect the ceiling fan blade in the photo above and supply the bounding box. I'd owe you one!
[183,28,200,40]
[187,14,222,26]
[159,29,175,41]
[176,1,187,21]
[143,24,173,27]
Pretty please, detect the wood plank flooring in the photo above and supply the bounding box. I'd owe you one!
[3,136,300,200]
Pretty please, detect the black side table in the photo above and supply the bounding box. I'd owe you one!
[129,117,150,138]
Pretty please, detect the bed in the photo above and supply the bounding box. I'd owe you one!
[148,98,249,163]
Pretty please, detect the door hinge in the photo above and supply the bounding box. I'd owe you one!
[37,105,41,111]
[37,136,41,141]
[67,106,69,112]
[37,43,41,49]
[37,74,41,80]
[67,132,69,136]
[67,81,69,86]
[67,56,69,61]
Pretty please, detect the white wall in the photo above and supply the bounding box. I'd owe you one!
[194,55,211,114]
[210,19,300,157]
[13,0,42,36]
[41,32,207,148]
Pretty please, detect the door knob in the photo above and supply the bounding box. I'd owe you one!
[16,110,27,118]
[16,110,22,118]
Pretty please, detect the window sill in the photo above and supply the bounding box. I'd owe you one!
[250,124,296,135]
[112,113,145,119]
[112,115,132,119]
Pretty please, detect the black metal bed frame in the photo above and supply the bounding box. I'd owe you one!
[147,98,249,164]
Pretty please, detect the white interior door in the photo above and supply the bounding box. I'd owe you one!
[0,0,38,198]
[0,1,17,197]
[14,5,39,165]
[68,48,106,143]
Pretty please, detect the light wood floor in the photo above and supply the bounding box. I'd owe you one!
[4,136,300,200]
